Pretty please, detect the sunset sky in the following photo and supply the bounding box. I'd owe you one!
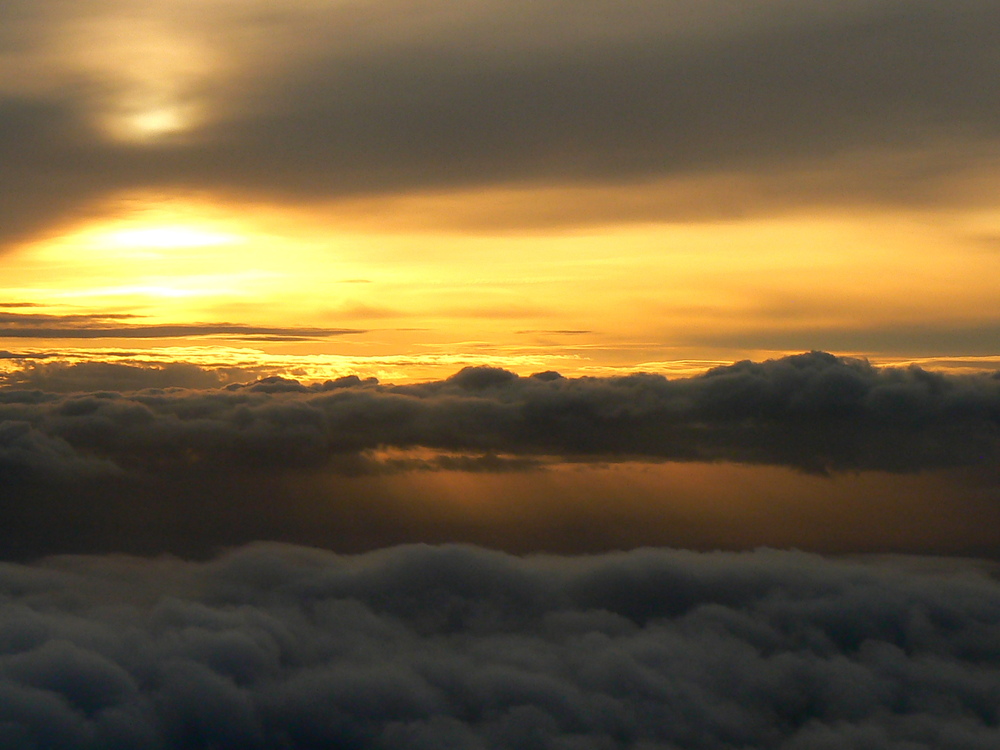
[2,0,999,553]
[3,0,1000,381]
[2,3,1000,747]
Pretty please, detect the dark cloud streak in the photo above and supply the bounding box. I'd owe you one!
[684,321,1000,358]
[0,311,364,339]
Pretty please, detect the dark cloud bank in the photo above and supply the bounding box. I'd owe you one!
[0,352,999,559]
[0,542,999,749]
[2,351,997,478]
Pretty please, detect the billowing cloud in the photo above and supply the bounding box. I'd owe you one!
[0,542,997,748]
[0,352,996,559]
[3,0,1000,245]
[0,420,118,483]
[2,352,997,475]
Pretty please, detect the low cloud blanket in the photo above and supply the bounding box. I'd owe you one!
[0,543,998,749]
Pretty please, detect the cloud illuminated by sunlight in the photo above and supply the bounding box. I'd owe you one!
[3,185,1000,381]
[14,3,223,143]
[114,105,193,140]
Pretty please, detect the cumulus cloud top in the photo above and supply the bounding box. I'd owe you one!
[1,352,998,560]
[0,543,998,748]
[0,420,118,482]
[1,352,998,477]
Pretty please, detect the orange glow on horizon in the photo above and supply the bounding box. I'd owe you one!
[1,190,998,380]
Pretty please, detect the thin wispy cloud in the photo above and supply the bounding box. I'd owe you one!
[0,311,364,340]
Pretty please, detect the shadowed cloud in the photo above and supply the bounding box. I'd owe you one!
[0,352,996,559]
[2,351,997,476]
[0,543,997,748]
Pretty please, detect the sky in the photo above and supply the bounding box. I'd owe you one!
[2,0,1000,380]
[2,1,1000,747]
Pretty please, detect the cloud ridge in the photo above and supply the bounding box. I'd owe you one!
[1,352,998,477]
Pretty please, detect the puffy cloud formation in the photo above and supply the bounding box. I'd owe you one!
[1,352,998,477]
[2,352,998,559]
[0,420,118,482]
[0,543,998,749]
[3,0,1000,244]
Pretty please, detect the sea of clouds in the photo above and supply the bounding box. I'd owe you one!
[0,543,998,749]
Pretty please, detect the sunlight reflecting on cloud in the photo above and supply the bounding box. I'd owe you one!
[103,101,203,141]
[125,106,187,136]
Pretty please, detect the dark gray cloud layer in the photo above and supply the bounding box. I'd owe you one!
[0,543,999,749]
[0,311,362,340]
[2,352,998,559]
[0,361,234,392]
[1,352,997,478]
[3,0,1000,244]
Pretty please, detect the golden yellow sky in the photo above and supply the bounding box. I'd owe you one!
[2,0,999,381]
[2,190,998,382]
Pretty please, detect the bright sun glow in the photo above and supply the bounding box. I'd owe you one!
[0,204,292,323]
[107,225,242,249]
[4,192,1000,382]
[124,107,189,138]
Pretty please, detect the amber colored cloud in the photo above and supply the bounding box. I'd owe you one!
[2,0,1000,247]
